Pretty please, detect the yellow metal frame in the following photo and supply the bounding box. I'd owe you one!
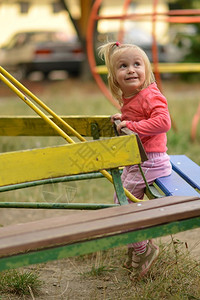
[0,66,146,203]
[95,63,200,74]
[0,135,140,187]
[0,116,114,137]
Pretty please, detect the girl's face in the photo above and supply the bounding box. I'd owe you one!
[114,48,146,98]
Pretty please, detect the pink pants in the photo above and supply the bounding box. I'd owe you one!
[114,152,172,250]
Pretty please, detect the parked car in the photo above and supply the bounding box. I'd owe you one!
[96,27,180,63]
[0,30,85,80]
[121,27,168,63]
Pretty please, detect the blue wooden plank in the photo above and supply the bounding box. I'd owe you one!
[170,155,200,190]
[155,170,200,196]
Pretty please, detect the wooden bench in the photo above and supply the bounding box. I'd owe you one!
[0,117,199,204]
[0,132,146,207]
[0,116,199,272]
[0,195,199,271]
[0,116,199,204]
[155,155,200,197]
[0,66,199,272]
[0,116,148,207]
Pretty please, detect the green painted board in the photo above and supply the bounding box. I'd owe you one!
[0,217,199,271]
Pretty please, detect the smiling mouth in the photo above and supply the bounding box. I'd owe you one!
[126,77,138,80]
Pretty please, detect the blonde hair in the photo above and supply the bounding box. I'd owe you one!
[98,42,155,103]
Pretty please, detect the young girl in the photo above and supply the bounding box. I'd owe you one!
[99,42,172,280]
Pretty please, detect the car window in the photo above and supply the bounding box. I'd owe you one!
[2,31,78,50]
[29,33,51,42]
[3,33,27,49]
[28,32,72,43]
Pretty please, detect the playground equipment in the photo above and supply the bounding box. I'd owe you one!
[0,65,200,271]
[0,0,200,272]
[0,195,199,271]
[86,0,200,136]
[0,66,147,206]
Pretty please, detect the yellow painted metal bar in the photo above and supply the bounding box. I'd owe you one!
[0,66,85,142]
[95,63,200,74]
[0,135,140,187]
[0,116,114,137]
[153,63,200,73]
[0,73,76,144]
[0,67,143,202]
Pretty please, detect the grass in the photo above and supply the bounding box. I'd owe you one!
[163,80,200,164]
[78,238,200,300]
[0,269,42,297]
[139,239,200,300]
[0,77,200,298]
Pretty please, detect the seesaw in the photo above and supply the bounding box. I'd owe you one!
[0,66,199,271]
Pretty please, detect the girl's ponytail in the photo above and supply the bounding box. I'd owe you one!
[98,42,123,103]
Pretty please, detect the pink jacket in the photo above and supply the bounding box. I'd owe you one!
[121,82,171,153]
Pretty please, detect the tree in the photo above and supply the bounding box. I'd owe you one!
[59,0,95,79]
[169,0,200,80]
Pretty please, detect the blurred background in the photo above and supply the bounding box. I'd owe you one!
[0,0,199,81]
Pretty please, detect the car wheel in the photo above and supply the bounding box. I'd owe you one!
[69,69,80,77]
[43,71,50,79]
[14,65,28,81]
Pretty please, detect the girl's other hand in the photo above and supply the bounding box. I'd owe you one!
[110,113,122,123]
[117,120,127,133]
